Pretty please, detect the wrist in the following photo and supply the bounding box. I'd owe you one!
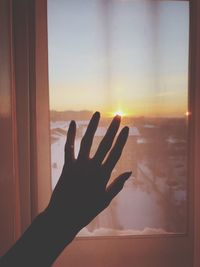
[42,205,80,240]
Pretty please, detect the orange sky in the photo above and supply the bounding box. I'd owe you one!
[48,0,189,118]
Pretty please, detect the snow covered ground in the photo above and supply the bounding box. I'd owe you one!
[50,120,186,236]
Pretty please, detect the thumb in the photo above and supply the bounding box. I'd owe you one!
[105,171,132,205]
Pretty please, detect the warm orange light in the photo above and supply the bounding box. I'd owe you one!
[113,110,125,117]
[185,111,191,116]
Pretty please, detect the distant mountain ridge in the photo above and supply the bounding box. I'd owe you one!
[50,110,93,121]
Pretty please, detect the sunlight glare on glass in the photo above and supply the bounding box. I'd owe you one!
[113,110,125,117]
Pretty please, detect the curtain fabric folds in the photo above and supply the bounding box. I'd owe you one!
[0,0,51,255]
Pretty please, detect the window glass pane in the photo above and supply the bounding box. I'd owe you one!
[48,0,189,236]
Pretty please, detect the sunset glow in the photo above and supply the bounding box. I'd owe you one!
[48,0,189,118]
[113,110,125,117]
[48,0,189,237]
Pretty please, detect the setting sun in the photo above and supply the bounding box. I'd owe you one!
[113,110,125,117]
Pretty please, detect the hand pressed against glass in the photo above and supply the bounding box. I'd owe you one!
[48,112,132,231]
[1,112,132,267]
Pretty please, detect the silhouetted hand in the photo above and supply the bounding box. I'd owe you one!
[47,111,132,232]
[0,112,131,266]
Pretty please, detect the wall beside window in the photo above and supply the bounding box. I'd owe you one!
[0,0,19,255]
[0,0,51,255]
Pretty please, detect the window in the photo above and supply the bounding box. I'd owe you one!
[48,0,189,237]
[48,1,199,267]
[1,0,200,266]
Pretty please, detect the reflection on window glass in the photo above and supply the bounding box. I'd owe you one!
[48,0,189,236]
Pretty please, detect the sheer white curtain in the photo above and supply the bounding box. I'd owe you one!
[48,0,189,236]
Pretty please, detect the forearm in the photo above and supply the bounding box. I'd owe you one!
[0,210,79,267]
